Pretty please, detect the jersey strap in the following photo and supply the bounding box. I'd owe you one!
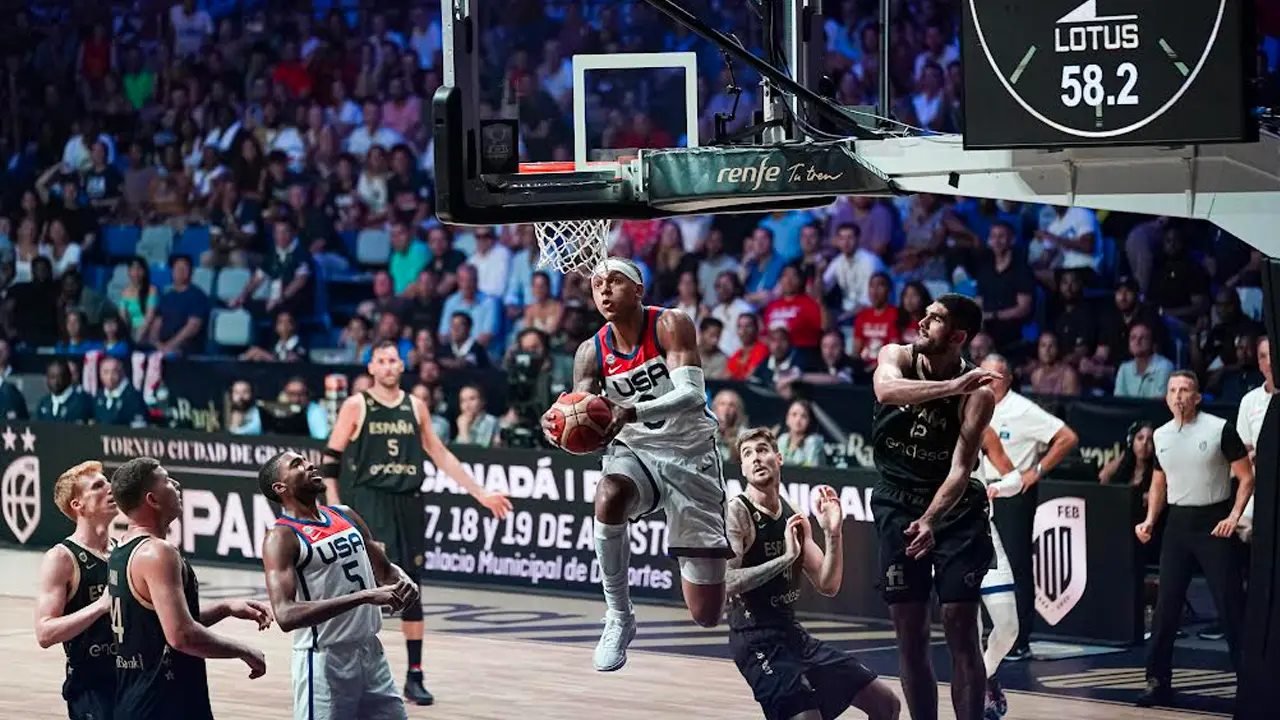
[275,508,355,545]
[597,307,660,374]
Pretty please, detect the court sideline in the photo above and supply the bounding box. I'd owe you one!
[0,548,1226,719]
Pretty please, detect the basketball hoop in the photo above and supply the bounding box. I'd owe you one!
[533,218,611,278]
[517,161,622,277]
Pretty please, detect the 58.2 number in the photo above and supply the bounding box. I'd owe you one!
[1061,63,1138,108]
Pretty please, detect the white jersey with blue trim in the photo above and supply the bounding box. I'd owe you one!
[274,506,382,651]
[595,306,718,452]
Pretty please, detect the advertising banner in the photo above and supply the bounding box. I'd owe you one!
[0,422,1141,643]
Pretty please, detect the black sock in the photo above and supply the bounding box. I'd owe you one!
[407,639,423,673]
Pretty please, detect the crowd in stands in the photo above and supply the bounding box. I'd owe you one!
[0,0,1276,465]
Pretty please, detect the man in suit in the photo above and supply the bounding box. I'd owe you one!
[37,359,94,423]
[94,356,148,427]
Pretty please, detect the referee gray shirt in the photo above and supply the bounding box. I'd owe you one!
[1152,412,1248,507]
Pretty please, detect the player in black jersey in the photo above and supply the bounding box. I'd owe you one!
[107,457,273,720]
[323,340,512,704]
[870,294,1000,720]
[35,462,119,720]
[727,428,901,720]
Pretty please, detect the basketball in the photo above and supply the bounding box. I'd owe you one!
[545,392,614,454]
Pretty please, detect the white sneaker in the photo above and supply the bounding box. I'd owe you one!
[593,610,637,672]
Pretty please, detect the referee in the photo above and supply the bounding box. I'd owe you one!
[978,354,1080,660]
[1135,370,1253,708]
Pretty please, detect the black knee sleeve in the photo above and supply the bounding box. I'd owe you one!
[401,596,424,622]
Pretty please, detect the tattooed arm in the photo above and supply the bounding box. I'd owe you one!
[724,497,804,597]
[541,339,602,442]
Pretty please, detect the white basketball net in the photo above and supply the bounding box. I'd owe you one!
[534,219,611,277]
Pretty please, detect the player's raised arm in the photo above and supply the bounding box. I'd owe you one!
[724,498,803,597]
[873,343,998,406]
[322,395,362,505]
[413,394,512,518]
[33,546,108,648]
[133,539,265,674]
[261,525,402,633]
[906,387,996,558]
[799,486,844,597]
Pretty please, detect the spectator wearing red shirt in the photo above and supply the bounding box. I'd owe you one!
[612,112,674,150]
[726,313,769,380]
[762,264,825,358]
[271,40,313,99]
[853,272,901,367]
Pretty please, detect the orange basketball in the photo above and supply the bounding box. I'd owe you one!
[545,392,614,454]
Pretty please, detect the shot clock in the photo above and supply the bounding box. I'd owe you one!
[960,0,1257,149]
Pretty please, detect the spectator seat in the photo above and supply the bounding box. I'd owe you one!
[174,226,212,259]
[356,229,391,266]
[136,225,175,268]
[191,266,216,296]
[103,225,140,260]
[214,267,253,304]
[209,308,253,348]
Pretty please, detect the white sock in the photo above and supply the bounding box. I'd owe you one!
[982,593,1019,678]
[594,521,632,616]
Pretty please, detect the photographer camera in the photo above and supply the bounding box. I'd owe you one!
[501,329,556,449]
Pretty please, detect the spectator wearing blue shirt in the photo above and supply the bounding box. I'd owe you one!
[438,264,502,353]
[1115,322,1175,399]
[144,255,211,356]
[760,209,816,262]
[741,228,787,306]
[504,224,563,314]
[100,316,132,359]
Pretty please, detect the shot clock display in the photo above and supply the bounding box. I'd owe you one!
[960,0,1256,149]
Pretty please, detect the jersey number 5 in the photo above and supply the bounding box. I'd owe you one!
[110,596,124,644]
[386,439,400,457]
[342,560,368,591]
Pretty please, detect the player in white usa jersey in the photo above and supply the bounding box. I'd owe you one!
[541,257,731,673]
[260,451,419,720]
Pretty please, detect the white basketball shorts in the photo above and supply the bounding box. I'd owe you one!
[601,437,732,560]
[981,519,1015,595]
[292,635,406,720]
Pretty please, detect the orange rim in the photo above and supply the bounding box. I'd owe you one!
[518,156,636,174]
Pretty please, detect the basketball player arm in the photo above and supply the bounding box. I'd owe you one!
[413,395,495,505]
[872,344,966,406]
[138,541,258,660]
[33,546,109,648]
[261,527,384,633]
[630,311,706,424]
[981,427,1024,498]
[921,388,995,524]
[321,397,361,504]
[335,504,416,589]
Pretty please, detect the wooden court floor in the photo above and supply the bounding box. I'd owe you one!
[0,549,1217,720]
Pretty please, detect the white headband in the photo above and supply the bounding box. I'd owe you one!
[596,258,643,285]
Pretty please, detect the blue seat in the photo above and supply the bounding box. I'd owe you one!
[174,226,212,259]
[103,225,140,259]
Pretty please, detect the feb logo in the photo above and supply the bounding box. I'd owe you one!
[1,455,41,544]
[1032,496,1087,626]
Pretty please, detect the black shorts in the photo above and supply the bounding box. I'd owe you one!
[871,478,994,605]
[729,625,877,720]
[345,486,425,578]
[65,684,113,720]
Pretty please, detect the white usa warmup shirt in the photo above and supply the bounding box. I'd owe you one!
[275,507,382,650]
[979,390,1066,481]
[1153,412,1249,507]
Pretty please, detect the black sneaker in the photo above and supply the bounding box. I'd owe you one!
[405,670,435,706]
[1197,625,1226,641]
[1136,678,1171,707]
[988,678,1009,717]
[1005,645,1032,661]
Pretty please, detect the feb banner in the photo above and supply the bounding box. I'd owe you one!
[0,422,1142,644]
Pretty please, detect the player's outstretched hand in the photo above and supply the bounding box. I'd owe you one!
[904,517,935,559]
[784,514,808,560]
[240,647,267,679]
[391,575,420,611]
[228,599,273,631]
[951,368,1002,395]
[480,490,513,518]
[814,485,843,536]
